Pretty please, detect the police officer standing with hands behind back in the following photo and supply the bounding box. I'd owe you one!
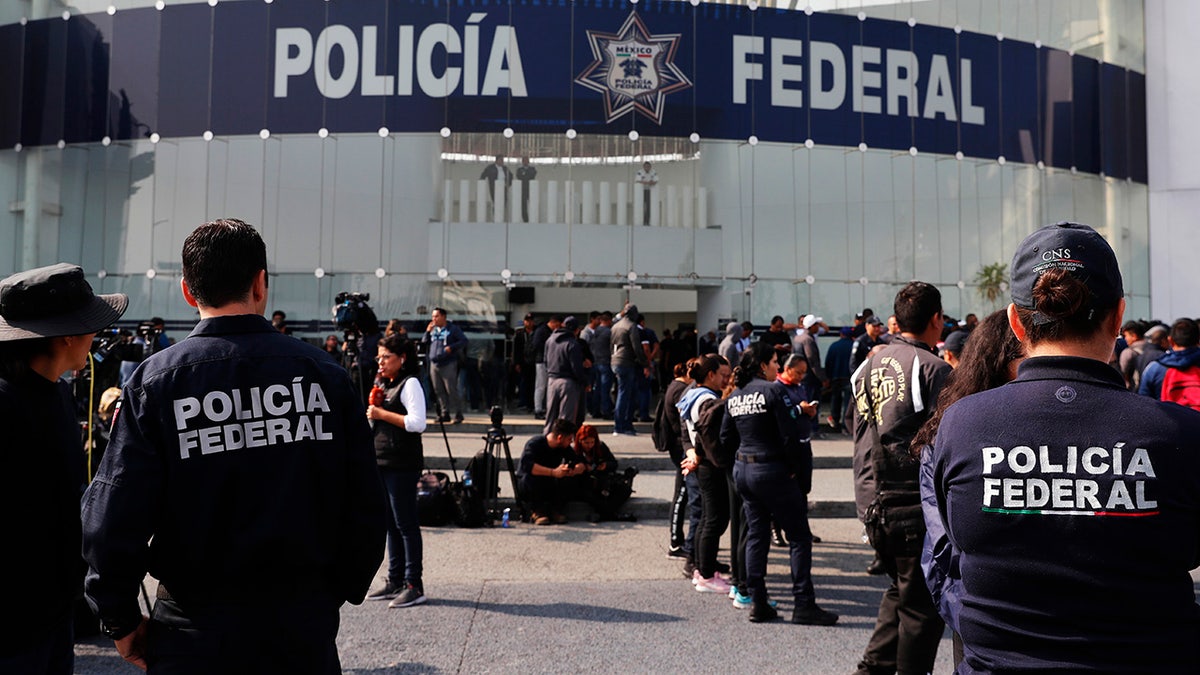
[81,219,387,673]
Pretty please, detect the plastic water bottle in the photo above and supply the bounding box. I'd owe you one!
[463,469,473,487]
[501,508,511,528]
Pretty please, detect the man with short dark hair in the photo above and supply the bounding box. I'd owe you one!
[882,314,901,343]
[82,218,386,673]
[583,311,614,419]
[422,307,468,424]
[512,313,536,410]
[515,156,537,222]
[759,315,792,363]
[480,155,511,216]
[529,315,560,419]
[850,315,886,372]
[1139,318,1200,402]
[851,281,950,675]
[517,418,586,524]
[1118,320,1148,390]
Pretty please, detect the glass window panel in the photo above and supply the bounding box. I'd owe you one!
[158,3,213,137]
[0,24,23,150]
[109,8,158,142]
[912,154,941,283]
[78,144,111,275]
[122,139,156,272]
[216,136,266,229]
[22,18,68,147]
[57,146,90,263]
[936,156,962,284]
[64,14,110,144]
[1070,173,1104,235]
[749,144,799,278]
[329,135,384,273]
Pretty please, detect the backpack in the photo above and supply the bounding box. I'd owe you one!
[416,472,455,526]
[651,396,669,452]
[1160,365,1200,412]
[590,467,638,518]
[446,482,490,528]
[465,450,501,497]
[695,398,733,469]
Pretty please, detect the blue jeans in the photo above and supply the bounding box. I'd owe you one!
[829,377,852,428]
[613,364,638,433]
[636,369,654,420]
[588,363,614,417]
[380,468,423,586]
[734,459,815,605]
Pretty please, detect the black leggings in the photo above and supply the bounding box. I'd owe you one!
[695,462,730,579]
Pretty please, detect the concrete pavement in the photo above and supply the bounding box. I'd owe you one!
[73,411,936,673]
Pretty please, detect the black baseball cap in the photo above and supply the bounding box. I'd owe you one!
[0,263,128,341]
[942,329,969,356]
[1010,222,1123,316]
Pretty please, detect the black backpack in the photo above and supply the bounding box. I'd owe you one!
[447,482,489,527]
[416,472,455,526]
[695,398,733,469]
[651,396,669,452]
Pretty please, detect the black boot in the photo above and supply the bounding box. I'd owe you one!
[792,602,838,626]
[749,601,779,623]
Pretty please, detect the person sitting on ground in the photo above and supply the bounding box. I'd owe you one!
[517,418,586,525]
[571,424,637,522]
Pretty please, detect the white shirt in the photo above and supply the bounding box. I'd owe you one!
[635,168,657,190]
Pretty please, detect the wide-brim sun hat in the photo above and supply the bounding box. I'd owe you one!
[0,263,129,341]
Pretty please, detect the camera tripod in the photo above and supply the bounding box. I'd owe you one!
[425,372,460,481]
[479,409,524,524]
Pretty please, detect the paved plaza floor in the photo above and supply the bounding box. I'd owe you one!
[71,413,1200,673]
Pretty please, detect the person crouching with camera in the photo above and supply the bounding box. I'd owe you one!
[365,335,429,608]
[572,423,637,522]
[517,418,586,525]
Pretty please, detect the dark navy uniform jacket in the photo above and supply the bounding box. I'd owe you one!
[926,356,1200,673]
[82,315,386,634]
[720,378,809,489]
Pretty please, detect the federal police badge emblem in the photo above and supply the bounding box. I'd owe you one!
[576,13,692,125]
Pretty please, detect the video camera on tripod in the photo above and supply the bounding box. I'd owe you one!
[332,291,380,403]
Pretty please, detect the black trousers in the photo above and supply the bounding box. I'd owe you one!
[146,596,341,675]
[855,514,944,675]
[518,473,571,516]
[725,469,746,590]
[694,462,730,578]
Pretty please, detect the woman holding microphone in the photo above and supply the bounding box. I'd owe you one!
[365,335,429,609]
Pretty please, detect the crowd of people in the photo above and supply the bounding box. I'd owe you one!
[5,214,1200,672]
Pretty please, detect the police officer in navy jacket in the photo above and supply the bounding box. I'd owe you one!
[926,222,1200,673]
[721,342,838,625]
[82,219,386,673]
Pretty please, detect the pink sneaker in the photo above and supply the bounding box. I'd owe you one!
[691,570,702,586]
[694,573,731,594]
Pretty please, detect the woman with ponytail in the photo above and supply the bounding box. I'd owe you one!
[720,342,838,625]
[925,222,1200,672]
[675,354,732,593]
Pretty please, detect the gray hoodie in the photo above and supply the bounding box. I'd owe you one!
[718,321,742,365]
